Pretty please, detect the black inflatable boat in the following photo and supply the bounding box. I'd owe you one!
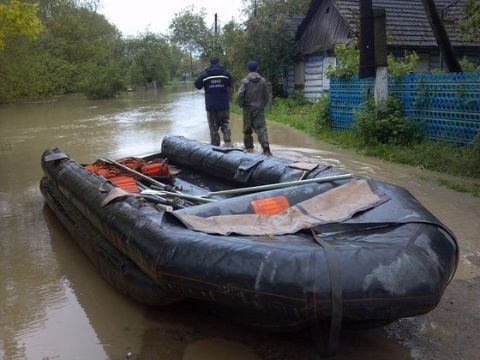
[40,136,458,349]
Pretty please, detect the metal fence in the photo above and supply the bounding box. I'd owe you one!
[329,72,480,145]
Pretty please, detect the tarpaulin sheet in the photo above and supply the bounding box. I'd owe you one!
[172,180,388,235]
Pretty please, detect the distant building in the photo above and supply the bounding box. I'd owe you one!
[287,0,480,100]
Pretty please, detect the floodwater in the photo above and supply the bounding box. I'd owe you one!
[0,84,478,360]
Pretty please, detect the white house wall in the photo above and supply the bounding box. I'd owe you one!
[304,55,325,100]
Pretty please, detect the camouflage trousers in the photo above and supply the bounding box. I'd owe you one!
[242,108,270,150]
[207,111,231,146]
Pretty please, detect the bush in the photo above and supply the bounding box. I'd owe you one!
[459,57,480,72]
[354,96,421,145]
[312,94,331,131]
[79,62,125,99]
[325,38,358,79]
[387,52,419,77]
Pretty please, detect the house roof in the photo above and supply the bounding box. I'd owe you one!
[296,0,478,48]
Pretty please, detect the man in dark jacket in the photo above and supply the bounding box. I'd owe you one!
[194,56,233,147]
[237,60,272,156]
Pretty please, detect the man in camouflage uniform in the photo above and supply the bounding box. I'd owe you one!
[237,60,272,156]
[194,56,233,147]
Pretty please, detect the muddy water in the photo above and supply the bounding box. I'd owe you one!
[0,84,478,360]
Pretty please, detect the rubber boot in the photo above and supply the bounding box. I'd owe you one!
[262,146,273,157]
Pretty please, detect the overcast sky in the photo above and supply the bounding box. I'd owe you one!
[98,0,245,37]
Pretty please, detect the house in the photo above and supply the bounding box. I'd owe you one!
[288,0,480,100]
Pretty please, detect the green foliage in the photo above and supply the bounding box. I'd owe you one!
[169,6,214,56]
[0,37,75,101]
[436,178,480,197]
[232,0,311,95]
[0,0,44,49]
[267,95,318,133]
[0,0,148,102]
[171,0,311,94]
[169,6,244,79]
[125,32,178,87]
[387,52,419,77]
[354,96,421,145]
[325,38,358,79]
[238,15,295,95]
[242,0,310,16]
[312,94,331,132]
[221,20,245,82]
[0,0,190,103]
[79,62,124,99]
[459,56,480,72]
[458,0,480,41]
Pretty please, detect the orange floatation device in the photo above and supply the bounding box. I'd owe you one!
[84,157,170,193]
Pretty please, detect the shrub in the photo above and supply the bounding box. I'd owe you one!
[387,52,419,77]
[354,96,421,145]
[79,62,125,99]
[459,57,480,72]
[325,38,358,79]
[312,94,331,131]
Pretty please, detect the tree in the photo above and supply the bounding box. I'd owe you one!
[458,0,480,41]
[0,0,44,49]
[169,6,217,57]
[238,0,310,95]
[125,32,179,87]
[0,0,126,101]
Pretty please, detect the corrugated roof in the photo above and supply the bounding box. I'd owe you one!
[296,0,479,48]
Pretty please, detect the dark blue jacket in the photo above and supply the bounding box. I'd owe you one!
[194,65,232,112]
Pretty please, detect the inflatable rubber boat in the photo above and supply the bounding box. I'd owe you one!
[40,136,458,352]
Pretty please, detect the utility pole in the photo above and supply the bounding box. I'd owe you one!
[215,13,218,34]
[359,0,375,78]
[421,0,462,73]
[373,8,388,103]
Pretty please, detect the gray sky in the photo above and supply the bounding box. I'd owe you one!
[98,0,245,36]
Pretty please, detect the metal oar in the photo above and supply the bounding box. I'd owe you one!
[201,174,353,198]
[97,157,213,204]
[141,189,215,203]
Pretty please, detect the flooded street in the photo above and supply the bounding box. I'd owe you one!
[1,84,478,360]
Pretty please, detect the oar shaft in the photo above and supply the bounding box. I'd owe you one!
[141,189,215,203]
[204,174,352,197]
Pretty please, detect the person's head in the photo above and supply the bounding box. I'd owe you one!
[210,56,220,65]
[247,60,258,72]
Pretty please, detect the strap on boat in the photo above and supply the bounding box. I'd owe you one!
[310,228,343,357]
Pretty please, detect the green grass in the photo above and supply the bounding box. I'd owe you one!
[231,98,480,181]
[436,178,480,197]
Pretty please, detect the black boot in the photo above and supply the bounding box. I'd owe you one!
[262,146,272,157]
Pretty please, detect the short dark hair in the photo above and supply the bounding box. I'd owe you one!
[247,60,258,71]
[210,56,220,65]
